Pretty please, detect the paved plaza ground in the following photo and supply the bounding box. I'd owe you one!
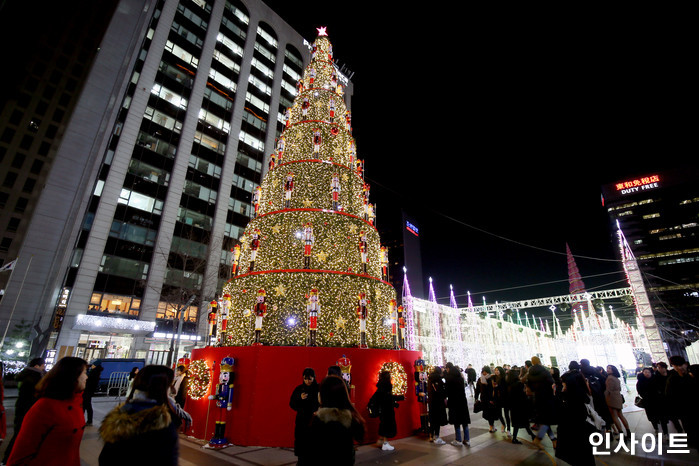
[2,379,697,465]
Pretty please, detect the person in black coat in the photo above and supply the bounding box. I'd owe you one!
[580,359,612,432]
[636,368,666,434]
[526,356,557,449]
[475,366,500,433]
[428,366,448,444]
[445,363,470,446]
[84,363,103,425]
[289,367,320,464]
[555,368,596,466]
[375,370,404,451]
[506,369,535,444]
[308,375,365,465]
[465,364,477,397]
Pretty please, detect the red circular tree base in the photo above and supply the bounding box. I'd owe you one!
[186,345,423,447]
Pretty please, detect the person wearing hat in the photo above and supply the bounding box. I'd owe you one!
[290,367,320,464]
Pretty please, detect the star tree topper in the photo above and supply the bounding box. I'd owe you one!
[317,26,328,36]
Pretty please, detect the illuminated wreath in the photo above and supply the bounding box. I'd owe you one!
[379,362,407,396]
[188,359,211,400]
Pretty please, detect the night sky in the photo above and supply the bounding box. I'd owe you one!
[263,2,693,322]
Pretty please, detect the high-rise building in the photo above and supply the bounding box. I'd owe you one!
[0,0,354,363]
[602,167,699,358]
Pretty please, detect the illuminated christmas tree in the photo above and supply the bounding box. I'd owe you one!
[216,28,397,348]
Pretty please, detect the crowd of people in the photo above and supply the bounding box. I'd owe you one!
[1,353,696,465]
[0,358,191,466]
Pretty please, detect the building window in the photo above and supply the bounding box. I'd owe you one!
[89,292,141,317]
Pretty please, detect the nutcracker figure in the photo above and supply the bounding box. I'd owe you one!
[303,223,314,269]
[177,354,191,370]
[268,152,277,170]
[285,107,291,127]
[414,358,429,433]
[357,292,368,348]
[398,305,406,350]
[312,128,322,155]
[309,67,316,86]
[336,354,353,400]
[219,294,231,343]
[380,246,389,282]
[249,228,260,272]
[302,96,310,117]
[358,231,368,274]
[277,136,285,160]
[348,140,356,165]
[252,289,267,345]
[390,299,399,350]
[345,111,352,132]
[208,357,235,448]
[207,300,218,345]
[284,173,294,208]
[331,173,340,210]
[355,159,364,178]
[328,97,335,123]
[306,288,320,346]
[330,70,337,89]
[230,244,241,277]
[252,186,261,218]
[367,203,375,226]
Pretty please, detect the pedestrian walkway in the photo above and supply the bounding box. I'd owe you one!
[2,382,697,465]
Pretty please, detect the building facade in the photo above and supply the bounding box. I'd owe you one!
[602,167,699,358]
[0,0,354,363]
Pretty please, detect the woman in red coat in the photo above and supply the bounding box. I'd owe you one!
[7,356,88,466]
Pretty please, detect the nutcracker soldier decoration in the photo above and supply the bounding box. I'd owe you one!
[248,228,260,272]
[284,173,294,208]
[331,174,340,210]
[303,223,314,269]
[306,288,320,346]
[312,128,322,155]
[390,299,399,350]
[357,292,368,348]
[251,289,267,345]
[380,246,389,282]
[252,186,262,218]
[398,305,406,350]
[328,97,335,123]
[414,358,429,433]
[268,151,277,170]
[219,294,232,343]
[230,244,241,277]
[208,357,235,448]
[336,354,353,400]
[358,231,368,274]
[208,300,218,345]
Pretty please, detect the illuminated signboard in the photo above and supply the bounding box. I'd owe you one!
[615,175,661,195]
[406,221,419,237]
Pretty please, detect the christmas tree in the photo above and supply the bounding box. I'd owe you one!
[215,28,398,349]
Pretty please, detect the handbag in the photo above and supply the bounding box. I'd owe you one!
[584,396,605,430]
[634,396,645,408]
[473,399,483,413]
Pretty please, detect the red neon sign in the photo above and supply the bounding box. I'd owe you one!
[615,175,660,192]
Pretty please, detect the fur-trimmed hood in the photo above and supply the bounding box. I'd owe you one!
[99,402,172,444]
[315,407,353,428]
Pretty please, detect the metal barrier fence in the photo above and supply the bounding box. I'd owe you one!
[107,371,130,399]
